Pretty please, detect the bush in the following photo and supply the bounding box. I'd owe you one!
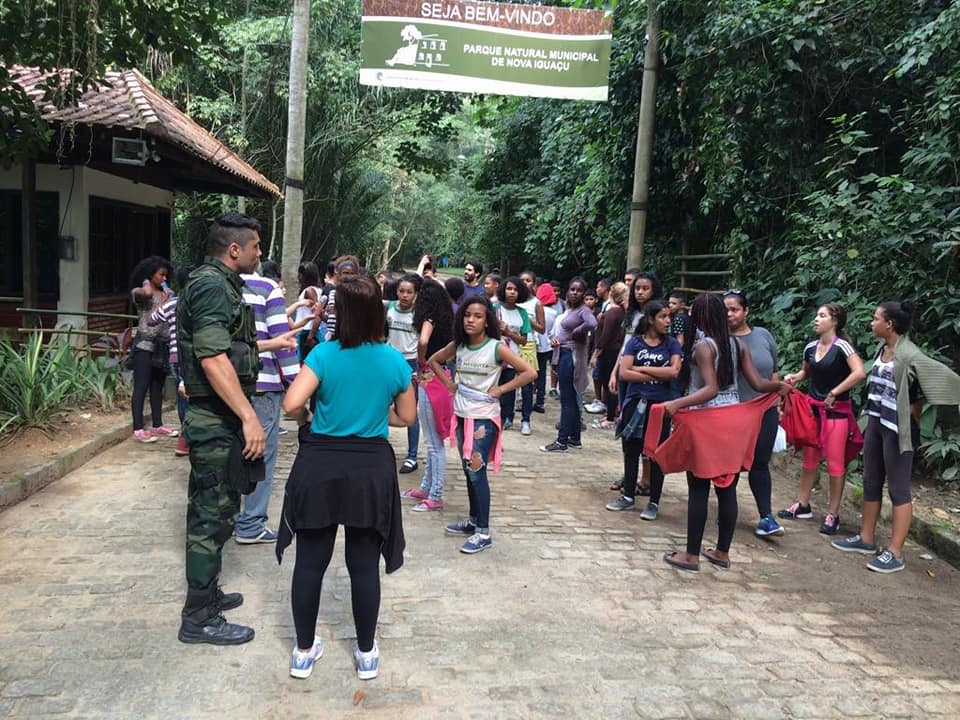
[0,332,130,438]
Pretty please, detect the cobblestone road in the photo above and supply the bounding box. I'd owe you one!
[2,401,960,719]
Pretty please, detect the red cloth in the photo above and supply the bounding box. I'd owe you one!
[643,393,780,487]
[781,387,819,450]
[536,283,557,306]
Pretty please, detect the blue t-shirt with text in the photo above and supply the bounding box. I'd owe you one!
[622,335,683,402]
[304,340,411,439]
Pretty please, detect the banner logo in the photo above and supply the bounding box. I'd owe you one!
[361,0,613,102]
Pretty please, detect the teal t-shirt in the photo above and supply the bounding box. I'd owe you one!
[304,340,411,439]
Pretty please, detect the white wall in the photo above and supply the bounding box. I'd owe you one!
[0,164,173,332]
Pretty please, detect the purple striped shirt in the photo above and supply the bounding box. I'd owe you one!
[241,273,299,392]
[148,297,178,364]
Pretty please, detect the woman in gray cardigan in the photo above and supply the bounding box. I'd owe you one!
[831,300,960,573]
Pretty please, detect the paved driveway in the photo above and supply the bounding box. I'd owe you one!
[2,402,959,718]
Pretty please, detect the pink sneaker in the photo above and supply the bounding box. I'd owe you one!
[133,429,157,443]
[401,488,428,501]
[151,425,179,437]
[411,499,444,512]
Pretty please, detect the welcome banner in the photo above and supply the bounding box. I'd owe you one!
[360,0,613,101]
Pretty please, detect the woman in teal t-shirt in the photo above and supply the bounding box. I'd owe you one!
[278,275,416,682]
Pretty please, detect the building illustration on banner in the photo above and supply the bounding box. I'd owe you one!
[385,24,449,69]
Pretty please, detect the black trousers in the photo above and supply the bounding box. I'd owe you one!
[131,348,166,430]
[292,525,382,652]
[747,407,779,517]
[686,474,739,556]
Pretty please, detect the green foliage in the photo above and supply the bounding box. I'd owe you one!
[465,0,960,481]
[0,333,129,437]
[0,0,221,162]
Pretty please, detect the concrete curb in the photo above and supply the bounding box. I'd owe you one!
[0,418,131,512]
[772,454,960,570]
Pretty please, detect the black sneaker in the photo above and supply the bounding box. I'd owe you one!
[567,439,583,449]
[819,513,840,535]
[777,501,813,520]
[539,441,568,453]
[178,614,255,645]
[532,405,546,414]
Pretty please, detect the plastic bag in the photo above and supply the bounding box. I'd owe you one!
[773,424,788,453]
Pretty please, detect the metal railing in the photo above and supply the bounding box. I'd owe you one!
[16,307,138,321]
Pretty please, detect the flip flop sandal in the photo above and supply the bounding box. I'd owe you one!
[637,486,652,497]
[663,552,699,572]
[701,550,731,569]
[609,478,624,491]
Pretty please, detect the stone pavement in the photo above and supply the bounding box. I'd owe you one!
[2,400,960,719]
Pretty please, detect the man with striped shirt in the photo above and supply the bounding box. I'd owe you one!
[235,270,299,543]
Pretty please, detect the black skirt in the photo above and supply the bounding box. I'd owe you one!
[276,428,405,574]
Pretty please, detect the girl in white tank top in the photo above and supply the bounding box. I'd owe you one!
[427,296,537,554]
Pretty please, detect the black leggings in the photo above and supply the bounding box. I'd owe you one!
[686,474,738,556]
[597,349,620,421]
[292,525,381,651]
[622,404,670,503]
[862,416,914,506]
[131,349,166,430]
[747,407,779,517]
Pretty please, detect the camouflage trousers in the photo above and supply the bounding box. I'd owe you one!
[182,403,241,591]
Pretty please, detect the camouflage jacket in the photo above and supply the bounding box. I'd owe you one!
[177,257,259,399]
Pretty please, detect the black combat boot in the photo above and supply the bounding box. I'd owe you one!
[217,586,243,612]
[178,587,254,645]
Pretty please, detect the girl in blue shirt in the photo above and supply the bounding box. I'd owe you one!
[279,275,416,682]
[606,301,681,519]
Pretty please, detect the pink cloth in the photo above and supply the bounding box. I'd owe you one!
[801,418,848,476]
[449,415,503,473]
[422,366,454,438]
[805,397,864,470]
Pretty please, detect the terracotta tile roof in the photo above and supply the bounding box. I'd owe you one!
[8,65,281,199]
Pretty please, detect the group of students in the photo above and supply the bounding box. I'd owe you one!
[142,233,960,682]
[567,270,960,576]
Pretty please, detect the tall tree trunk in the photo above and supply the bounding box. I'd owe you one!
[237,0,252,215]
[627,0,660,270]
[281,0,311,292]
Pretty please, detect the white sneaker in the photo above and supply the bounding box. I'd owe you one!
[290,636,324,679]
[354,640,380,680]
[584,400,605,414]
[520,421,532,436]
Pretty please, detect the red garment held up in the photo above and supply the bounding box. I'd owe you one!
[780,387,819,451]
[643,393,780,487]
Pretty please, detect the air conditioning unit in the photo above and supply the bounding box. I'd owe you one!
[111,137,148,166]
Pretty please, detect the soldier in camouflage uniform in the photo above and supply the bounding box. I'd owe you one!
[176,212,268,645]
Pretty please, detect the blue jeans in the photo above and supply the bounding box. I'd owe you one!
[172,363,187,424]
[417,385,446,501]
[405,359,420,462]
[455,417,498,533]
[236,391,281,537]
[498,367,531,423]
[557,349,581,445]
